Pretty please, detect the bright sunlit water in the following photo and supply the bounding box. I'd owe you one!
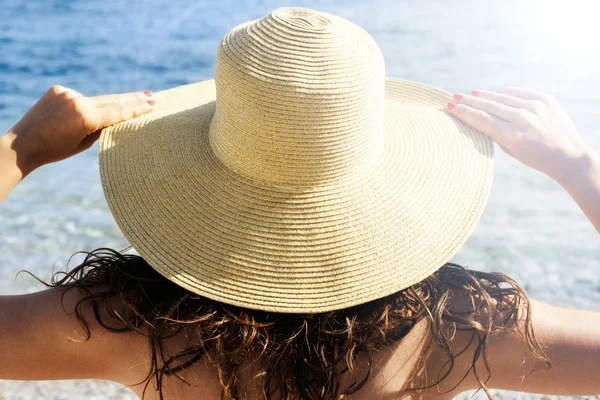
[0,0,599,399]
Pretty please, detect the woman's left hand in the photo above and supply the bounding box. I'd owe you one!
[3,85,155,176]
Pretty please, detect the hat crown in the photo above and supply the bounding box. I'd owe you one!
[209,7,386,186]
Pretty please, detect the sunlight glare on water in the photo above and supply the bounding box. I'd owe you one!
[518,0,600,83]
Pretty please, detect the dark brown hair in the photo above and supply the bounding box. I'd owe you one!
[33,248,551,399]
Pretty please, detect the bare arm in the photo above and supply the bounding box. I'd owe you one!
[448,88,600,232]
[0,288,148,382]
[446,298,600,396]
[555,148,600,233]
[0,135,23,203]
[489,298,600,395]
[0,85,155,381]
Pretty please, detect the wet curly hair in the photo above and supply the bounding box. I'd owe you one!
[32,247,551,399]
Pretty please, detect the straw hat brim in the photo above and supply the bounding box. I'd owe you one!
[99,77,494,313]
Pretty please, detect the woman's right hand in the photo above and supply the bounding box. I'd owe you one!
[447,87,591,183]
[3,85,155,177]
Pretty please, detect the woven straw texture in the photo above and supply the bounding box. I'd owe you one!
[99,7,494,313]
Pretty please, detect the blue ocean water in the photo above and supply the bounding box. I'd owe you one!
[0,0,599,398]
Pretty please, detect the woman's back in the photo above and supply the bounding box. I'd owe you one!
[156,322,448,400]
[53,290,469,400]
[6,251,546,399]
[23,268,593,399]
[42,255,526,399]
[138,319,433,400]
[38,270,600,400]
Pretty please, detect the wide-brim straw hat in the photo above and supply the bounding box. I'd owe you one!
[99,7,494,313]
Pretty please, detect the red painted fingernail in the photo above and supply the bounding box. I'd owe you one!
[453,93,463,100]
[472,90,480,96]
[447,102,456,110]
[144,90,153,97]
[147,99,155,106]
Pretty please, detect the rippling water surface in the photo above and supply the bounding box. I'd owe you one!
[0,0,599,398]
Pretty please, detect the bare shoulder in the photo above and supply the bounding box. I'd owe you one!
[0,287,149,384]
[417,290,600,397]
[411,286,533,397]
[480,298,600,395]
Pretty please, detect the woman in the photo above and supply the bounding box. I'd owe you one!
[1,8,599,400]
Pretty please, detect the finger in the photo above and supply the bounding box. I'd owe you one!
[86,94,155,131]
[497,143,514,157]
[77,131,102,152]
[447,102,515,147]
[470,90,538,110]
[89,91,153,108]
[453,93,526,123]
[500,87,555,103]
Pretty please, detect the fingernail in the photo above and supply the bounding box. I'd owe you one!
[144,90,153,97]
[147,99,155,106]
[472,90,480,96]
[453,93,463,100]
[447,102,456,110]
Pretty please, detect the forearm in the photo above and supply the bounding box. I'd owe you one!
[556,146,600,233]
[0,132,26,203]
